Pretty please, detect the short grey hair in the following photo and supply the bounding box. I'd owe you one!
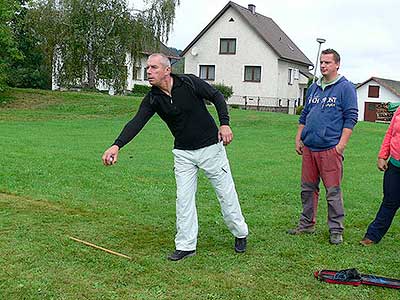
[148,53,171,67]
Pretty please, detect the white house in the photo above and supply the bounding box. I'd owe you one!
[356,77,400,122]
[181,2,313,114]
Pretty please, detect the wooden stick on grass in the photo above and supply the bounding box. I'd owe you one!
[69,236,132,260]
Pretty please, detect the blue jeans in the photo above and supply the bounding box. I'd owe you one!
[365,162,400,243]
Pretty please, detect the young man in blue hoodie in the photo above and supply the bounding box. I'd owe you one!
[288,49,358,244]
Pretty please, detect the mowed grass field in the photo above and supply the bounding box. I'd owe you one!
[0,88,399,300]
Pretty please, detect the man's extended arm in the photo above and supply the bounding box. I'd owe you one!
[102,95,155,166]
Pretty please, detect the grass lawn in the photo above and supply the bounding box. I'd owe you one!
[0,88,399,299]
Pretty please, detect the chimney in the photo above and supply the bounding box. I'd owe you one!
[248,4,256,14]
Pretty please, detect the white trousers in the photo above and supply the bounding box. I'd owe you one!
[172,142,248,251]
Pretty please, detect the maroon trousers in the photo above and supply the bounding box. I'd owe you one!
[299,146,344,233]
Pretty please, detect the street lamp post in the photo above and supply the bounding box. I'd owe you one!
[313,38,326,83]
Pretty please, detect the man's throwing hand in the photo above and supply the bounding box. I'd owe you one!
[102,145,119,166]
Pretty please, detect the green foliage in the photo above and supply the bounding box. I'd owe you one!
[0,0,22,91]
[1,89,399,300]
[6,0,51,89]
[0,88,16,106]
[172,57,184,74]
[296,105,304,115]
[307,76,315,88]
[28,0,180,93]
[132,83,151,96]
[212,82,233,100]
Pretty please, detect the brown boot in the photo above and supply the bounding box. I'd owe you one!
[359,238,375,246]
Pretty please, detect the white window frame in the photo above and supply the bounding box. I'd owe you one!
[219,38,237,55]
[288,68,294,85]
[198,64,216,81]
[243,65,262,82]
[294,68,300,80]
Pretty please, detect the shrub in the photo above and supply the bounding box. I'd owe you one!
[296,105,304,115]
[212,83,233,100]
[80,87,100,93]
[133,84,151,96]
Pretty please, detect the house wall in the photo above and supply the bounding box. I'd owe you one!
[183,7,309,113]
[277,60,309,100]
[357,80,400,121]
[184,7,278,98]
[126,55,150,91]
[95,54,150,94]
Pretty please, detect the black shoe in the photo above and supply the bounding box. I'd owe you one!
[167,250,196,261]
[235,237,247,253]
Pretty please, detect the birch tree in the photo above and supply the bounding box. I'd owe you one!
[29,0,180,92]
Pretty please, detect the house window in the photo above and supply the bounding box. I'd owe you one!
[199,65,215,80]
[220,38,236,54]
[288,68,294,85]
[288,68,299,85]
[199,65,215,81]
[133,67,142,80]
[143,67,148,81]
[293,68,300,80]
[244,66,261,82]
[368,85,380,98]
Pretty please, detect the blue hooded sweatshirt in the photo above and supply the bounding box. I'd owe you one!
[299,76,358,151]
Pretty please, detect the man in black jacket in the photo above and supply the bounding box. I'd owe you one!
[102,53,248,261]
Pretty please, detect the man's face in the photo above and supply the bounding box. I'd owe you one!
[320,53,340,79]
[146,56,170,87]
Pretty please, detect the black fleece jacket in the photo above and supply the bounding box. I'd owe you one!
[113,74,230,150]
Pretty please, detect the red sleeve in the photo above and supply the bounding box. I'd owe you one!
[378,108,400,159]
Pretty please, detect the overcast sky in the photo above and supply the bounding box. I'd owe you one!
[131,0,399,83]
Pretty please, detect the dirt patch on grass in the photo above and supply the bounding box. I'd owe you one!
[0,192,90,216]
